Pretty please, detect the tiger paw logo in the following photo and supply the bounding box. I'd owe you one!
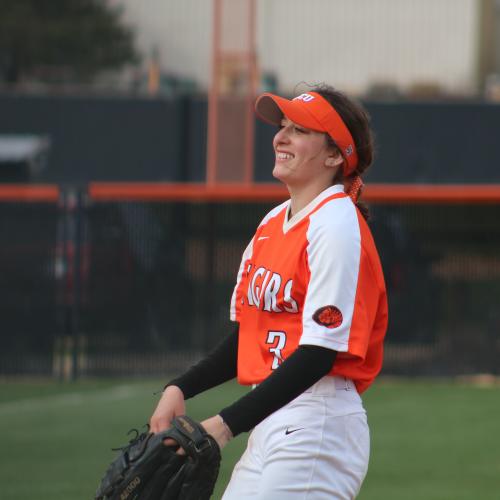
[313,305,343,328]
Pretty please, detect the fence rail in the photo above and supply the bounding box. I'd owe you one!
[89,182,500,203]
[1,183,499,379]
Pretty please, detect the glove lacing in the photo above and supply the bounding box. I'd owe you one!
[111,424,150,453]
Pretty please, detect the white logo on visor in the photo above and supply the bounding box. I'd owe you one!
[293,93,315,102]
[345,145,353,156]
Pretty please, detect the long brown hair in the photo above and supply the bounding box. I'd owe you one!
[313,84,374,220]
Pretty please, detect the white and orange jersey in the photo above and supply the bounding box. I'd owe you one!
[230,184,388,394]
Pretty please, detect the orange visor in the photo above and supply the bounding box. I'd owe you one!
[255,91,358,175]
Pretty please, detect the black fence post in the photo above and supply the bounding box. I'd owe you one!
[72,187,84,381]
[59,185,84,381]
[204,203,216,352]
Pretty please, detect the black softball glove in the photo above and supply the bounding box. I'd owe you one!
[95,415,221,500]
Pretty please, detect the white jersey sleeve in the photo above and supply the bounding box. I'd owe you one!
[299,197,361,352]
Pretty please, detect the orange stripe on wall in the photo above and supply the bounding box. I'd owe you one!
[0,185,59,202]
[1,182,497,204]
[364,184,500,203]
[88,183,500,203]
[88,183,289,202]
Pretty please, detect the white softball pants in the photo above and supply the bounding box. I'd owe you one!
[222,376,370,500]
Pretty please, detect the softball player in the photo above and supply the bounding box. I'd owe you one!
[150,84,388,499]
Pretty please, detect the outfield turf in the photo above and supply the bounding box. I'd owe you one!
[1,378,499,500]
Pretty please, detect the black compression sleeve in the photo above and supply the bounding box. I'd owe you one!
[165,326,238,399]
[219,345,337,437]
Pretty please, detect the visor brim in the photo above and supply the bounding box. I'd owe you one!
[255,93,324,132]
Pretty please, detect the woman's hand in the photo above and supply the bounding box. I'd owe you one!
[149,385,186,433]
[201,415,233,450]
[150,387,231,454]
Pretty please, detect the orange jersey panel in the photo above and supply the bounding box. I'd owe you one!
[230,185,388,393]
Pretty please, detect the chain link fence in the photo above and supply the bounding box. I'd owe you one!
[1,187,499,379]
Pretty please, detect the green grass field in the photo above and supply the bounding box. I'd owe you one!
[1,378,499,499]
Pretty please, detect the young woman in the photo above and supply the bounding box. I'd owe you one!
[150,84,388,499]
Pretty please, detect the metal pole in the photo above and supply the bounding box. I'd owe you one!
[206,0,222,185]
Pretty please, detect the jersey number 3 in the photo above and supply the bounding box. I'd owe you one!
[266,331,287,369]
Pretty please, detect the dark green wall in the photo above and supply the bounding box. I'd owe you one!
[1,93,499,184]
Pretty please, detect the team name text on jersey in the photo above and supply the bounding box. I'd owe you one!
[245,264,299,313]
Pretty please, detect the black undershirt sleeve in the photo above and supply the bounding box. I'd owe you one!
[219,345,337,437]
[165,326,239,399]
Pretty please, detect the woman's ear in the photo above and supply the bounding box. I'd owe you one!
[325,152,344,169]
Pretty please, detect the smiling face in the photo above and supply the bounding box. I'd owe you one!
[272,117,343,188]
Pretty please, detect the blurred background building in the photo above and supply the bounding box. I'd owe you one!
[1,0,500,99]
[115,0,487,98]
